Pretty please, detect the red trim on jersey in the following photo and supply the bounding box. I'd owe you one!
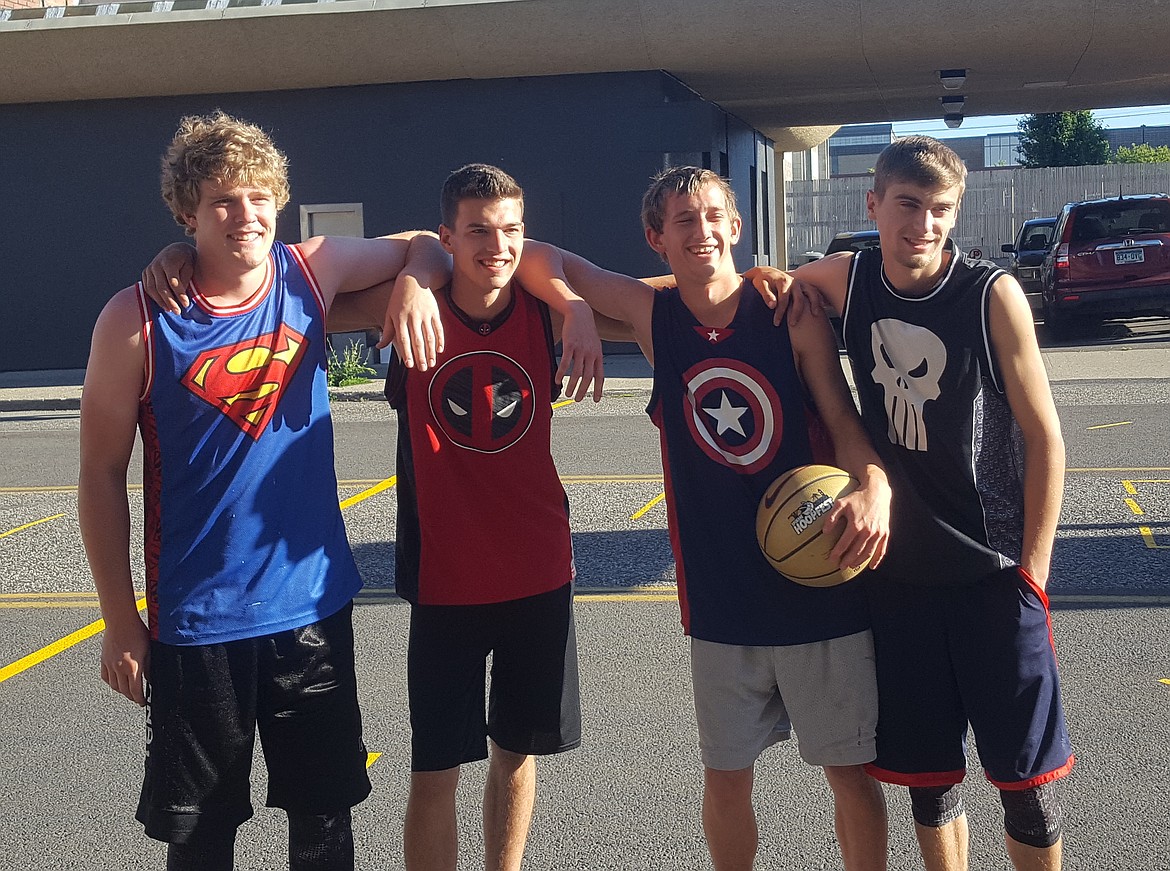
[865,763,968,788]
[988,756,1075,791]
[288,243,327,319]
[135,284,155,401]
[188,253,274,316]
[653,403,691,635]
[138,400,163,641]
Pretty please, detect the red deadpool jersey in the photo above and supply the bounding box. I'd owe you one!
[385,283,573,605]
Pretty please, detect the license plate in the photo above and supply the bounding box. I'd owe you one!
[1115,248,1145,265]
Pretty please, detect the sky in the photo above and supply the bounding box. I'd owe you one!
[890,104,1170,139]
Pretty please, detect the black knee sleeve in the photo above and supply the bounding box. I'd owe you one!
[288,808,355,871]
[1000,782,1063,849]
[909,785,965,828]
[165,829,235,871]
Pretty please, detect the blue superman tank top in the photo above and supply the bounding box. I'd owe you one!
[137,241,361,645]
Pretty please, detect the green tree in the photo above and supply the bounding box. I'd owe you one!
[1017,111,1110,167]
[1111,142,1170,164]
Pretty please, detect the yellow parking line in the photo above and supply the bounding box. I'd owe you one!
[563,475,664,484]
[1087,421,1132,430]
[631,492,666,520]
[366,752,382,769]
[0,486,81,493]
[577,592,677,602]
[0,477,396,686]
[0,597,146,685]
[355,586,680,603]
[1139,527,1168,549]
[0,514,65,540]
[0,592,101,599]
[1120,480,1169,549]
[1067,467,1170,473]
[1159,679,1170,687]
[0,478,395,684]
[339,477,396,510]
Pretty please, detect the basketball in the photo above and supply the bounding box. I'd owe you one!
[756,464,869,587]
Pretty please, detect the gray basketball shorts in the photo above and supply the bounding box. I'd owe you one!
[690,629,878,771]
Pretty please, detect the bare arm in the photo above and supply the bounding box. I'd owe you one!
[988,274,1065,587]
[297,231,424,306]
[517,241,657,365]
[140,231,432,314]
[326,233,452,369]
[788,307,891,570]
[549,307,636,344]
[743,253,854,326]
[377,235,609,401]
[78,289,150,707]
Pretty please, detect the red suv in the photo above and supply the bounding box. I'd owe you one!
[1040,193,1170,335]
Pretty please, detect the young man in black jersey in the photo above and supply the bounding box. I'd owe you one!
[751,136,1073,871]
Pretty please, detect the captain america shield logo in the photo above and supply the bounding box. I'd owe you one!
[427,351,535,453]
[682,358,782,474]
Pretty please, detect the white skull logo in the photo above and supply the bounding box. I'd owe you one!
[870,318,947,451]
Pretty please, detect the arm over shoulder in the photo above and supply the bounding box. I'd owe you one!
[517,241,656,353]
[790,251,853,314]
[296,231,422,306]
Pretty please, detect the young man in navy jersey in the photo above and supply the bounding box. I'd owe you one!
[752,136,1073,871]
[384,166,892,871]
[79,111,449,871]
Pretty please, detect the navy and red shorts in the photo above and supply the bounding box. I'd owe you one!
[865,566,1074,791]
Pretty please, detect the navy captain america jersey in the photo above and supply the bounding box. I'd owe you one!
[841,243,1026,586]
[647,281,870,647]
[385,282,573,606]
[137,240,362,645]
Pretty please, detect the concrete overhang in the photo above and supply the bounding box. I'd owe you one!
[3,0,1169,145]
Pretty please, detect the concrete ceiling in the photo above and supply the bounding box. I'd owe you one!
[3,0,1169,144]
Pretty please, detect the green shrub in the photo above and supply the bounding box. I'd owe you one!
[327,341,377,387]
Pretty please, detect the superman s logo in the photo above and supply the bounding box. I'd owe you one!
[181,324,308,439]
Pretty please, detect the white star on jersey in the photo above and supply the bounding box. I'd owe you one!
[706,329,721,342]
[703,390,748,436]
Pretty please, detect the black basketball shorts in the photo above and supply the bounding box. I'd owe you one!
[407,583,582,772]
[135,602,371,844]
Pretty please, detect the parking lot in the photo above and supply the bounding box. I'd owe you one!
[2,349,1170,869]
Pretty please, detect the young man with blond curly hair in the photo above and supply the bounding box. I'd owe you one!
[79,111,445,870]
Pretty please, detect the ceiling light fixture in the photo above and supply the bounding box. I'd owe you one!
[940,95,966,113]
[939,68,966,90]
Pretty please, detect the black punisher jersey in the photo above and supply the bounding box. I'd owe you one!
[842,244,1026,586]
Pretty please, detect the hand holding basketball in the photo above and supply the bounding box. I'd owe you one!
[756,463,890,586]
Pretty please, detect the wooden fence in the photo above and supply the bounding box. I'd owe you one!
[784,163,1170,265]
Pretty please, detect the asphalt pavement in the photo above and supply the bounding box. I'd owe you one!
[2,342,1170,869]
